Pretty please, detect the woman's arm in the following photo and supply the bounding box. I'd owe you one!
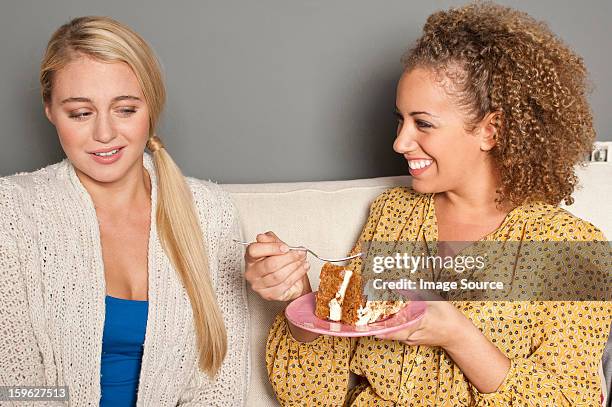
[263,190,394,405]
[468,301,610,406]
[378,214,611,405]
[378,298,609,405]
[0,180,46,386]
[266,312,356,406]
[376,299,510,393]
[441,307,511,393]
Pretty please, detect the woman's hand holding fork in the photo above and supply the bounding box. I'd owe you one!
[244,231,312,302]
[244,231,321,342]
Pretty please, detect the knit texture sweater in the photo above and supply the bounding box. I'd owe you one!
[0,153,250,406]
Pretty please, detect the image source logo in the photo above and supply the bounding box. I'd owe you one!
[357,240,611,301]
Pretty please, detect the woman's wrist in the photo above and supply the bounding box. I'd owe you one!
[442,312,510,393]
[285,275,321,343]
[286,318,321,343]
[440,309,477,353]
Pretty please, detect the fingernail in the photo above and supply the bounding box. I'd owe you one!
[280,244,289,253]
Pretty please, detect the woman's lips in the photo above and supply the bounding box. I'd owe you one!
[89,146,125,165]
[407,158,433,176]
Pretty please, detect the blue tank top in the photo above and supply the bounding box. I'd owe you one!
[100,295,149,407]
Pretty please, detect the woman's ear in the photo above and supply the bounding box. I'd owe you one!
[44,103,54,125]
[479,111,502,152]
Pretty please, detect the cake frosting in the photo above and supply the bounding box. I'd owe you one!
[355,300,407,326]
[328,269,353,321]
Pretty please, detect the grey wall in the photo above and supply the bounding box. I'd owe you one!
[1,0,610,183]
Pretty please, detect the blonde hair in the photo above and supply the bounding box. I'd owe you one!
[40,16,227,377]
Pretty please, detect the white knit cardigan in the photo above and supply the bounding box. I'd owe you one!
[0,154,250,406]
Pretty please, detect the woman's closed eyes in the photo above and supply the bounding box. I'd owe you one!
[68,107,138,121]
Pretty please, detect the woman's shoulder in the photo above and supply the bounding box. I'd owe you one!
[184,177,238,242]
[514,201,606,241]
[0,164,58,236]
[1,161,69,208]
[185,177,234,212]
[371,186,432,210]
[0,160,69,194]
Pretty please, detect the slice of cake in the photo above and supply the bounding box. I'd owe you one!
[315,262,408,326]
[314,263,363,325]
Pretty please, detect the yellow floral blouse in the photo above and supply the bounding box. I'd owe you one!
[266,187,611,406]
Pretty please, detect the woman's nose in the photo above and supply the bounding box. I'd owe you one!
[92,113,117,144]
[393,122,418,154]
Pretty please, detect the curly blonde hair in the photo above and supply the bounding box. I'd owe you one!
[402,1,596,206]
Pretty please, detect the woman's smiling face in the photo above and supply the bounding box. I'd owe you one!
[44,54,150,184]
[394,67,496,195]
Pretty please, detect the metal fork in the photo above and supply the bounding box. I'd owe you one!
[233,239,362,263]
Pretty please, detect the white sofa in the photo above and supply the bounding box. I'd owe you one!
[222,162,612,406]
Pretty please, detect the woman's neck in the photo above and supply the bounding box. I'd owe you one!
[75,159,151,215]
[437,188,504,220]
[436,160,511,221]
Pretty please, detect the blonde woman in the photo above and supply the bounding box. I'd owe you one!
[0,17,249,406]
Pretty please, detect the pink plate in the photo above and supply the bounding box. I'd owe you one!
[285,292,426,337]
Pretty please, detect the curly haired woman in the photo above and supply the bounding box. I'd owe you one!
[246,2,611,406]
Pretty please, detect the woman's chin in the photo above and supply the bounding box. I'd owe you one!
[72,160,130,185]
[71,150,144,185]
[410,179,438,194]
